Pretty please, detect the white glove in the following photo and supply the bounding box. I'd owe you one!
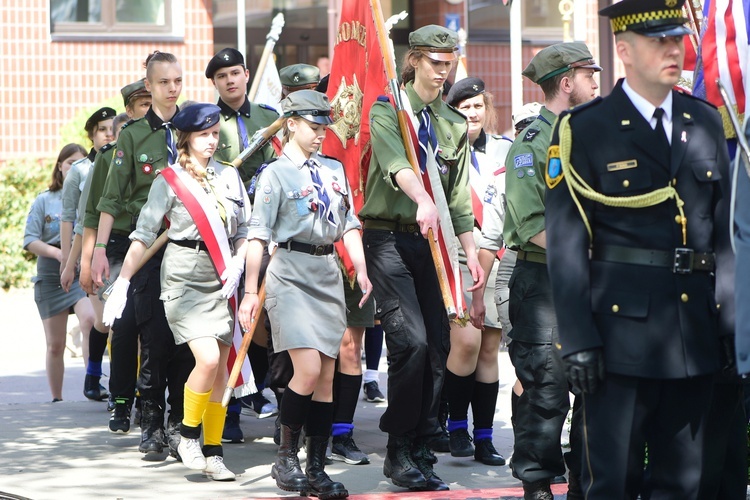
[102,277,130,326]
[220,254,245,299]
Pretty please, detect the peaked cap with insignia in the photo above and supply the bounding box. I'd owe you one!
[281,89,333,125]
[280,64,321,89]
[599,0,692,37]
[121,78,150,108]
[409,24,458,62]
[523,42,602,84]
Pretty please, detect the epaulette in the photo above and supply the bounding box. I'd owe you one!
[71,156,88,167]
[317,152,342,164]
[490,133,513,143]
[675,90,718,110]
[376,95,390,103]
[566,96,603,116]
[257,103,280,114]
[443,102,465,118]
[99,142,116,154]
[523,128,541,142]
[217,160,234,168]
[120,118,136,130]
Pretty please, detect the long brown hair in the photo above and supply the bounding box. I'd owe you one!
[49,143,86,192]
[400,49,424,85]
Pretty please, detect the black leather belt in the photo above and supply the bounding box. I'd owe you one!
[363,220,421,234]
[592,245,715,274]
[170,239,208,252]
[516,249,547,264]
[278,240,334,256]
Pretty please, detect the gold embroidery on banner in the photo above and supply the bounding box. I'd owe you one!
[330,75,364,149]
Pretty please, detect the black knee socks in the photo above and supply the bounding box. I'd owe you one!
[445,369,475,427]
[471,380,500,432]
[306,400,334,437]
[279,388,312,427]
[86,326,109,377]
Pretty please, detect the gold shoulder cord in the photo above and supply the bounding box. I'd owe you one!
[558,114,687,245]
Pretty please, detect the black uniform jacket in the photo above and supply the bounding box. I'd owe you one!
[545,80,733,379]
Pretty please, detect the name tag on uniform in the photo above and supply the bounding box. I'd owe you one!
[606,159,638,172]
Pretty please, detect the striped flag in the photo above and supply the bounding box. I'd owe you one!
[693,0,750,138]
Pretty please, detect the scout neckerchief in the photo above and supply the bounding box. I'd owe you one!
[305,157,337,226]
[396,91,465,319]
[160,164,256,398]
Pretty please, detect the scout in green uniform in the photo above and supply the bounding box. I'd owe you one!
[358,24,482,492]
[206,48,279,187]
[280,63,321,98]
[500,42,600,500]
[82,79,152,434]
[95,51,195,459]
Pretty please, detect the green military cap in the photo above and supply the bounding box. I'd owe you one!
[281,89,333,125]
[120,78,150,108]
[522,42,602,84]
[599,0,691,37]
[279,64,320,90]
[409,24,458,62]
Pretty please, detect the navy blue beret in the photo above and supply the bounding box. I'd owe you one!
[172,103,222,132]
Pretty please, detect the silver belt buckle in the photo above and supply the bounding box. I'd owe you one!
[673,248,694,274]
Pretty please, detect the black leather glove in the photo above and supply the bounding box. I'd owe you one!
[564,348,605,395]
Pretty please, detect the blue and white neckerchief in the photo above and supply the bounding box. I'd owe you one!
[306,158,336,226]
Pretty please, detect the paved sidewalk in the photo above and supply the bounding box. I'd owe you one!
[0,287,564,500]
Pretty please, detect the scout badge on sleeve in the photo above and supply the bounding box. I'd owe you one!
[546,145,563,189]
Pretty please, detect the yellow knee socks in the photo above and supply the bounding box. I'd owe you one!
[183,385,211,428]
[202,401,227,447]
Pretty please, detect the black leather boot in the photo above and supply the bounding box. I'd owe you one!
[138,399,165,454]
[383,435,427,490]
[302,435,348,499]
[271,423,309,492]
[412,438,449,491]
[83,374,108,401]
[166,411,182,459]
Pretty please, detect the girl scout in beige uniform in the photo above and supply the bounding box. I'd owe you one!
[103,103,250,482]
[239,90,371,500]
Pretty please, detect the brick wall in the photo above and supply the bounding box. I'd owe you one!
[0,0,215,163]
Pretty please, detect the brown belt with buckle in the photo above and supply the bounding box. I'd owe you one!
[363,220,421,234]
[592,244,715,274]
[516,249,547,265]
[278,240,334,256]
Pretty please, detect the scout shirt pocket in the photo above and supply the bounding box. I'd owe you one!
[135,151,164,176]
[285,191,316,217]
[436,144,458,176]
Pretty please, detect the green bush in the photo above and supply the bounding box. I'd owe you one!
[0,158,54,290]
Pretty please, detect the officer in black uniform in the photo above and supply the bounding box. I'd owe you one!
[544,1,734,497]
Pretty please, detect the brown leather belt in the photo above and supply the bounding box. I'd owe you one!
[592,245,715,274]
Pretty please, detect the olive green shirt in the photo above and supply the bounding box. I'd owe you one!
[84,141,132,234]
[98,107,177,219]
[502,106,556,254]
[359,82,474,235]
[213,97,279,188]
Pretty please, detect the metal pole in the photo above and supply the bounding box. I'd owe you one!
[510,0,523,116]
[237,0,246,60]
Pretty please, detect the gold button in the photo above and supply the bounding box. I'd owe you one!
[555,343,562,350]
[612,304,620,313]
[672,178,677,186]
[622,180,630,188]
[681,293,689,303]
[675,215,682,224]
[707,170,713,178]
[717,303,721,310]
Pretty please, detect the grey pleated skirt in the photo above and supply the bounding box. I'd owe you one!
[33,256,87,320]
[159,243,234,346]
[265,249,346,358]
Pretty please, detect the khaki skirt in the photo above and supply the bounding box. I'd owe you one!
[160,243,234,346]
[265,249,346,358]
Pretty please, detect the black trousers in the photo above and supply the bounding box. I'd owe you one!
[363,229,449,438]
[507,259,576,482]
[120,245,193,413]
[582,374,712,499]
[108,234,138,402]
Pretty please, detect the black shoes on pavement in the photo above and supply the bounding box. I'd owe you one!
[449,427,474,457]
[362,381,385,402]
[522,479,554,500]
[83,374,109,401]
[474,438,506,466]
[331,430,369,465]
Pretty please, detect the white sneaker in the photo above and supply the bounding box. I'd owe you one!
[177,437,206,470]
[203,455,236,481]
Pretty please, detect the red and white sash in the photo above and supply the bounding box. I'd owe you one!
[160,165,256,398]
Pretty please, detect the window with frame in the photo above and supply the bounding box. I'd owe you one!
[50,0,182,41]
[467,0,568,43]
